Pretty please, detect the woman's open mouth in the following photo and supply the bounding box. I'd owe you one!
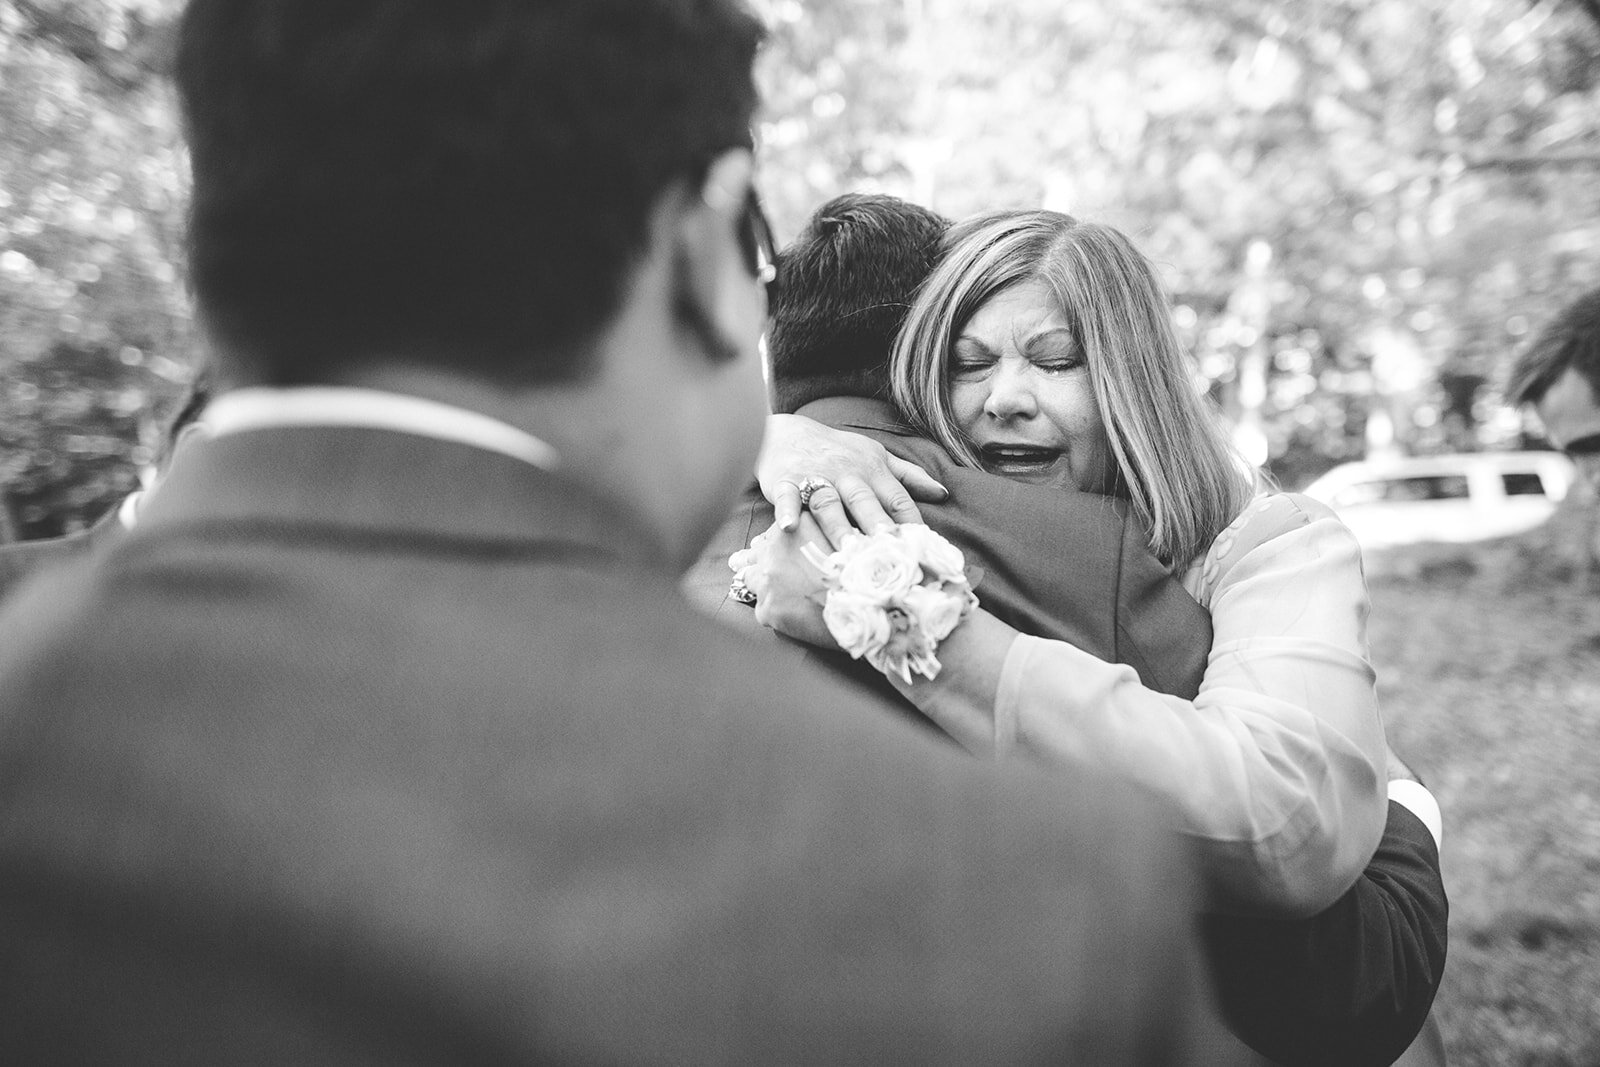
[979,444,1066,480]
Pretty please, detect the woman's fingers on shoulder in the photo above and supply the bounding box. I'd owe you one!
[885,453,948,505]
[801,481,861,545]
[832,475,901,534]
[754,414,945,536]
[769,479,802,531]
[789,474,907,544]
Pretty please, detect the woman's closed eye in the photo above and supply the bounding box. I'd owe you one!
[1031,357,1080,375]
[950,341,995,378]
[1025,333,1083,375]
[951,332,1083,378]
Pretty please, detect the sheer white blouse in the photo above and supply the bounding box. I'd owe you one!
[912,493,1387,917]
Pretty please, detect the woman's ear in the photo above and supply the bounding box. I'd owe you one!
[669,147,764,367]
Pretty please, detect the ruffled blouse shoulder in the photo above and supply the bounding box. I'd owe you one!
[1183,493,1343,609]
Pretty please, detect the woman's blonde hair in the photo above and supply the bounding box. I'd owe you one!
[889,209,1254,571]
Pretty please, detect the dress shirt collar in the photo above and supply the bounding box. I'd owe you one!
[201,386,561,472]
[144,389,667,572]
[116,490,144,530]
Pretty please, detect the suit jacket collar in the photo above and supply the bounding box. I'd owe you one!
[137,425,667,572]
[795,395,913,437]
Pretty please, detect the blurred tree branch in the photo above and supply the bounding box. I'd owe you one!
[1149,0,1392,125]
[9,0,176,92]
[1467,153,1600,171]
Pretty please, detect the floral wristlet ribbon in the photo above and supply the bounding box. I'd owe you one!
[730,524,979,685]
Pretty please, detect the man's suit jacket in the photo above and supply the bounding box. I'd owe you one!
[1207,802,1448,1067]
[689,394,1448,1067]
[0,502,122,601]
[0,423,1229,1065]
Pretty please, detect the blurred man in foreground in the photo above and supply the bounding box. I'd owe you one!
[0,1,1227,1062]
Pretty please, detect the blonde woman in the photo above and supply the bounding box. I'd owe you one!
[753,209,1387,917]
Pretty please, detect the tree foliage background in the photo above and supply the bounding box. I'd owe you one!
[0,0,189,538]
[756,0,1600,488]
[1,0,1598,536]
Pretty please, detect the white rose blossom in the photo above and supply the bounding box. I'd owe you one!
[835,536,921,601]
[900,582,967,643]
[895,524,967,582]
[734,523,976,681]
[822,590,892,660]
[804,525,979,683]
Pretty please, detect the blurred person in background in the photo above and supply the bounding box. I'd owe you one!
[1508,284,1600,496]
[707,192,1447,1067]
[0,369,210,600]
[0,1,1230,1062]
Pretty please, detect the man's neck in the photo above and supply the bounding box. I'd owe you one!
[303,366,672,566]
[315,348,753,577]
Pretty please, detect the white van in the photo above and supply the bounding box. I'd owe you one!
[1301,451,1578,550]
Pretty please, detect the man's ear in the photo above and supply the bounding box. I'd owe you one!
[669,147,762,367]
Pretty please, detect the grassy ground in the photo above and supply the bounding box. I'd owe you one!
[1366,550,1600,1066]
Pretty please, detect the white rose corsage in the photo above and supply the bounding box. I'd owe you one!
[800,524,979,685]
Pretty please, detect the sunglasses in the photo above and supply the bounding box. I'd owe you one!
[737,189,778,304]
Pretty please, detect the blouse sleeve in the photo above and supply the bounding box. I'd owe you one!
[929,494,1387,917]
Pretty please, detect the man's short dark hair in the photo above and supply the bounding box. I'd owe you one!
[176,0,763,386]
[767,194,948,414]
[1508,285,1600,406]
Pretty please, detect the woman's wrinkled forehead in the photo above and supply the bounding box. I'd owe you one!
[954,272,1071,342]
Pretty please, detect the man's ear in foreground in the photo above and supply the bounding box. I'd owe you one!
[668,148,769,372]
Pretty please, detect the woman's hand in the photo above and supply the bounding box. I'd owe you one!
[758,414,947,546]
[743,515,839,649]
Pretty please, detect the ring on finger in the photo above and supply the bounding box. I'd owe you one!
[798,476,831,510]
[728,572,758,606]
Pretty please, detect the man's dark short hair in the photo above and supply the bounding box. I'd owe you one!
[767,194,948,414]
[1507,285,1600,406]
[176,0,763,386]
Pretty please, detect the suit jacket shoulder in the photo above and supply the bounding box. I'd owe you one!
[0,525,100,602]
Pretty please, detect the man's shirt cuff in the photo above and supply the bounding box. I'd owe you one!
[1387,779,1442,850]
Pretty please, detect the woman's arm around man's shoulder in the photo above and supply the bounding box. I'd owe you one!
[898,492,1389,916]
